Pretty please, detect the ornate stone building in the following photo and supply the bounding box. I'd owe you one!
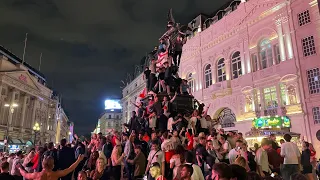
[180,0,320,154]
[121,73,145,123]
[0,46,72,150]
[93,109,122,135]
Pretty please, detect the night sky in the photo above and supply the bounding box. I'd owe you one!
[0,0,230,134]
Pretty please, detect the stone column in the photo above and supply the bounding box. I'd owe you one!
[212,66,217,84]
[294,83,301,104]
[31,99,38,127]
[259,87,265,112]
[276,85,282,107]
[275,18,286,61]
[20,95,28,129]
[225,59,231,81]
[7,91,16,126]
[282,16,294,60]
[251,90,255,111]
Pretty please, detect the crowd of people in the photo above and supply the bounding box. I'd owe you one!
[0,29,319,180]
[0,99,319,180]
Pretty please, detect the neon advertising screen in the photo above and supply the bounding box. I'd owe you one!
[104,99,122,110]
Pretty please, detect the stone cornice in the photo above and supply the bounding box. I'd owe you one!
[182,1,287,62]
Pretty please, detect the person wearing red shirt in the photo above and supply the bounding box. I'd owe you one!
[185,131,194,151]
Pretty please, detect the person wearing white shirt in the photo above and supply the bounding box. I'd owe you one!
[11,151,23,180]
[229,140,246,164]
[280,134,301,180]
[219,136,231,164]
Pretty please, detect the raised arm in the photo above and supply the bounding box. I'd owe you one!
[170,92,177,103]
[18,165,38,179]
[130,101,139,108]
[202,104,211,117]
[56,155,84,178]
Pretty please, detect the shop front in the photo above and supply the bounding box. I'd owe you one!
[245,116,301,148]
[0,138,33,153]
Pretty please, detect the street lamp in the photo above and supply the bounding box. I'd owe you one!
[33,122,40,146]
[3,103,18,152]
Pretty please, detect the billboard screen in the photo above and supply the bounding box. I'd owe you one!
[104,99,122,110]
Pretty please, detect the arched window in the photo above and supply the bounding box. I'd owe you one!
[187,73,195,92]
[217,58,226,82]
[259,39,273,69]
[231,51,242,79]
[204,64,212,88]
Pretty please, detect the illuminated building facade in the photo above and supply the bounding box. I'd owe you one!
[93,100,123,134]
[0,46,70,150]
[94,109,122,135]
[180,0,320,153]
[55,108,73,144]
[121,73,145,123]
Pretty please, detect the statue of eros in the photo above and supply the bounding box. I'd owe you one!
[159,9,192,41]
[156,9,192,68]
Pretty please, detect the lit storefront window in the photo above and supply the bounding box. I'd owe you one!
[264,86,278,108]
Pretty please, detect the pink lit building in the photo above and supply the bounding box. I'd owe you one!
[180,0,320,152]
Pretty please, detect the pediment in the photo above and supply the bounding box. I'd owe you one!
[4,70,41,92]
[241,86,253,93]
[280,74,298,83]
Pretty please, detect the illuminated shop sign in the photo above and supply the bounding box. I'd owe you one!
[104,99,122,110]
[252,116,290,128]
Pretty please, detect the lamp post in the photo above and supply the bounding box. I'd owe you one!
[33,122,40,146]
[3,103,18,152]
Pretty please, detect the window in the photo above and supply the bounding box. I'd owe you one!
[14,93,19,101]
[302,36,316,57]
[231,51,242,79]
[116,115,119,119]
[259,39,273,69]
[107,122,111,126]
[307,68,320,94]
[108,115,112,119]
[298,10,311,26]
[251,54,258,72]
[313,107,320,124]
[187,73,195,92]
[264,86,278,108]
[217,108,236,128]
[204,64,212,88]
[280,84,287,105]
[1,87,7,96]
[217,58,226,82]
[274,44,281,64]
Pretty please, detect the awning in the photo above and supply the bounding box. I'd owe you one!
[11,139,22,144]
[0,138,32,145]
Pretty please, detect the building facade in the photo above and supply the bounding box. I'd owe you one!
[0,46,72,150]
[94,109,122,135]
[180,0,320,153]
[121,73,145,123]
[55,108,73,144]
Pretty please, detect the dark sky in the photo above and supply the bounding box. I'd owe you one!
[0,0,230,134]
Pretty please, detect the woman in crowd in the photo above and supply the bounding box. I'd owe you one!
[111,144,125,180]
[89,158,108,180]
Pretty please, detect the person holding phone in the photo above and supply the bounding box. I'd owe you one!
[229,140,246,164]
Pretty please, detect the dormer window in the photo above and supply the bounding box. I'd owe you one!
[212,16,218,24]
[225,7,232,16]
[191,20,196,28]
